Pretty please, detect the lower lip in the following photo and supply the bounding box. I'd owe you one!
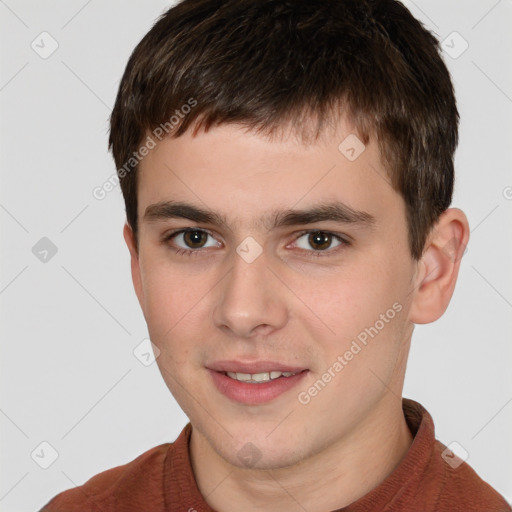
[208,369,309,405]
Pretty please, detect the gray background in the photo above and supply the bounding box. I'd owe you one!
[0,1,511,510]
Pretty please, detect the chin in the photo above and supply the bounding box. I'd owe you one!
[226,447,304,471]
[216,431,309,471]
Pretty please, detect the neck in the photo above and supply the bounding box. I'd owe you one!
[190,395,413,512]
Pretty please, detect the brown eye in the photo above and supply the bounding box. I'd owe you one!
[183,230,208,248]
[164,228,221,256]
[293,230,348,257]
[307,231,332,251]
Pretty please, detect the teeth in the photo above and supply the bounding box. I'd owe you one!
[234,372,251,381]
[225,371,297,383]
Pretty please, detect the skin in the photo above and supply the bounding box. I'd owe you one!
[123,119,470,512]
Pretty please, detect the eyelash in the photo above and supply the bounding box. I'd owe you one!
[162,228,351,259]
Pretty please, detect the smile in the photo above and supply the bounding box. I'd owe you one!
[224,370,298,383]
[208,368,309,405]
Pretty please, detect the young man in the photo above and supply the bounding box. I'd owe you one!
[41,0,511,510]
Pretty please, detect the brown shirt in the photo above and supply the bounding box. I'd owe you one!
[40,399,511,511]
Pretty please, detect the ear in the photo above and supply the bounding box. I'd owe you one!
[409,208,470,324]
[123,222,145,314]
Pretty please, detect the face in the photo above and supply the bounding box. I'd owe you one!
[126,120,419,470]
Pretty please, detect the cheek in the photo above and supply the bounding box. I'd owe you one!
[297,260,402,336]
[140,268,204,385]
[298,266,410,412]
[139,256,218,352]
[295,256,411,384]
[138,258,189,336]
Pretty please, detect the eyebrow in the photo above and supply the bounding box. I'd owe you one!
[143,200,376,231]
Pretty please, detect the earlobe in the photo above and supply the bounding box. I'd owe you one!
[409,208,470,324]
[123,223,145,313]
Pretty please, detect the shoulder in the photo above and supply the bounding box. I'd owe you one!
[39,443,171,511]
[429,440,511,512]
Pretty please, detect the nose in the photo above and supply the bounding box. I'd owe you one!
[212,244,288,339]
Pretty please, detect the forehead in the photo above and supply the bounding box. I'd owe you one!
[136,121,402,232]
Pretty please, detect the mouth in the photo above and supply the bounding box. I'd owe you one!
[207,361,309,405]
[207,360,307,374]
[222,370,300,383]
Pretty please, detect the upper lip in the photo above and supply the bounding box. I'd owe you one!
[207,360,307,374]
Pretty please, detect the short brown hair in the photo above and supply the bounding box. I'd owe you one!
[108,0,458,260]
